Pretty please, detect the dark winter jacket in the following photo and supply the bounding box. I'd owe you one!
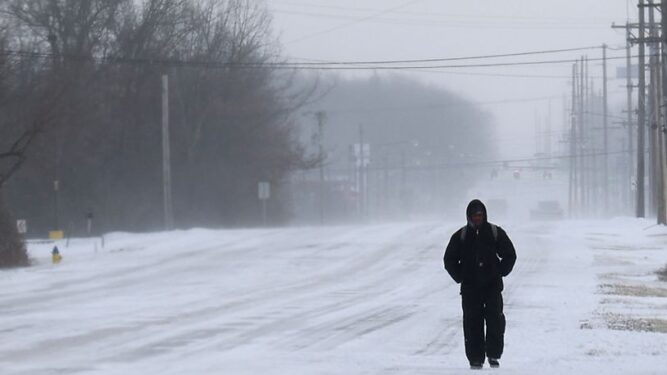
[443,199,517,293]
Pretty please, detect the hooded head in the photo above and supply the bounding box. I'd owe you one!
[466,199,487,228]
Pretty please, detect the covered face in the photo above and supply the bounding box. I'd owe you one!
[466,199,487,228]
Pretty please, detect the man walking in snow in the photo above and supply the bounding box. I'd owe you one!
[443,199,517,369]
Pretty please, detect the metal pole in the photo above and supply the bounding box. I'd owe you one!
[162,74,174,230]
[547,100,552,157]
[54,179,60,230]
[627,24,635,214]
[637,0,647,218]
[359,123,365,219]
[660,0,667,223]
[603,44,610,212]
[401,150,406,216]
[316,111,326,224]
[648,1,659,217]
[579,56,586,213]
[570,63,577,216]
[647,0,666,224]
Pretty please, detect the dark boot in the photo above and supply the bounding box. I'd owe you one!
[470,362,483,370]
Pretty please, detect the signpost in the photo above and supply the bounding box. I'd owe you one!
[258,182,270,225]
[353,143,370,217]
[16,220,27,235]
[86,212,93,235]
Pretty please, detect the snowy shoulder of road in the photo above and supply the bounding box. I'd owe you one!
[1,218,666,374]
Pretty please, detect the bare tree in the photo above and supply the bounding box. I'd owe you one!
[1,0,316,236]
[0,26,65,267]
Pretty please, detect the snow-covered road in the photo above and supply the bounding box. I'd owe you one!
[1,219,666,374]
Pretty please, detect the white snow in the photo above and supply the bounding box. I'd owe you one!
[1,218,667,374]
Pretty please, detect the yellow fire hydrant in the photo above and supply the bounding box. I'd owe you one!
[52,246,62,264]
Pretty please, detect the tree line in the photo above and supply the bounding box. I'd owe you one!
[0,0,496,268]
[0,0,314,250]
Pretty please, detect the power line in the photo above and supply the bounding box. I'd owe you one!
[322,95,569,115]
[320,149,643,173]
[0,49,636,71]
[270,1,619,23]
[273,8,614,31]
[283,55,628,70]
[274,46,603,66]
[408,69,597,79]
[285,0,426,45]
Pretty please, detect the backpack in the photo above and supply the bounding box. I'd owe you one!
[460,223,498,242]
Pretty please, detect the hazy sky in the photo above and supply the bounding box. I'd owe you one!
[268,0,636,159]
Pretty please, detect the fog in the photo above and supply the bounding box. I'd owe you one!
[3,2,667,374]
[272,0,635,223]
[0,0,652,234]
[270,0,631,157]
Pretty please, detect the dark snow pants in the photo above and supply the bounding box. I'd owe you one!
[461,288,506,364]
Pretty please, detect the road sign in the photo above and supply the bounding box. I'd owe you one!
[49,230,64,240]
[16,220,27,234]
[258,182,271,200]
[353,143,371,167]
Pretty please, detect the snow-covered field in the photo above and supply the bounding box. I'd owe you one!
[1,218,666,374]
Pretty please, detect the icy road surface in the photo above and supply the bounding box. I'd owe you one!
[1,219,666,374]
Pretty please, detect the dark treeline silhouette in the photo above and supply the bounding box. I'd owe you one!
[1,0,314,238]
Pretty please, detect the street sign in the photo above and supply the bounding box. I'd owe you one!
[616,65,638,79]
[16,220,27,234]
[353,143,371,167]
[49,230,64,240]
[258,182,271,200]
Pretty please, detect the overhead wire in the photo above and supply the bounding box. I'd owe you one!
[273,8,613,31]
[320,149,642,173]
[285,0,427,44]
[0,49,635,71]
[268,46,603,66]
[269,1,618,23]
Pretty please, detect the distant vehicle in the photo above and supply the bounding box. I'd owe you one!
[530,200,564,220]
[513,170,521,179]
[486,198,508,217]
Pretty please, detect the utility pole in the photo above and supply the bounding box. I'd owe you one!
[603,44,610,213]
[546,100,552,157]
[612,22,637,214]
[627,25,636,214]
[586,56,597,214]
[649,0,667,224]
[648,1,659,218]
[401,149,407,216]
[569,63,577,217]
[535,111,541,155]
[316,111,327,225]
[358,123,365,219]
[579,56,586,215]
[162,74,174,230]
[637,0,647,218]
[658,0,667,224]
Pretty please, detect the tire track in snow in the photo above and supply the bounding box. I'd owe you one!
[0,224,438,365]
[100,224,449,362]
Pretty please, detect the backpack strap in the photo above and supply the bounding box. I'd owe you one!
[460,223,498,242]
[490,223,498,242]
